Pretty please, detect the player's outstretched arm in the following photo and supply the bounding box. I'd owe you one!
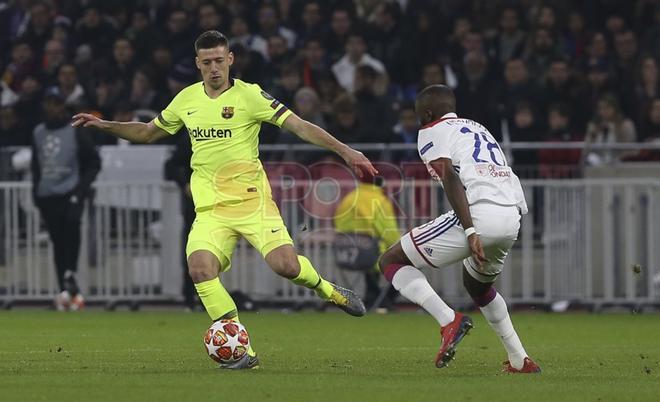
[430,158,488,268]
[71,113,170,144]
[282,113,378,178]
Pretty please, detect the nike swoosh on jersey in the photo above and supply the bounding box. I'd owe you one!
[187,110,198,115]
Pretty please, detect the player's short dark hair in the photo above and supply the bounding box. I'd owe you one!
[194,30,229,54]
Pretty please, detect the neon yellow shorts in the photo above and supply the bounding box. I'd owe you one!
[186,197,294,271]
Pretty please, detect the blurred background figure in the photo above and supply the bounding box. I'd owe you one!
[30,89,100,311]
[334,176,400,311]
[584,94,637,165]
[164,134,196,310]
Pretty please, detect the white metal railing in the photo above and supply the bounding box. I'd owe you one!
[1,178,658,308]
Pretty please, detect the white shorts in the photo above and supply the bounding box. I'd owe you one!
[400,203,521,283]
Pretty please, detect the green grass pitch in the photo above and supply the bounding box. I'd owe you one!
[1,311,659,402]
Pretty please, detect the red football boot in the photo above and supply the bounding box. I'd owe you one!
[502,357,542,373]
[435,312,474,368]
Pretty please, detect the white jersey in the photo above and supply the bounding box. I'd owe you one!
[417,112,528,214]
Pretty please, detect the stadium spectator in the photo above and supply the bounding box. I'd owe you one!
[316,71,345,120]
[19,1,54,53]
[524,28,562,84]
[332,31,385,93]
[447,17,472,65]
[129,66,166,112]
[0,106,29,147]
[297,1,325,44]
[167,60,197,99]
[538,104,583,178]
[151,45,174,89]
[613,30,641,111]
[369,2,406,82]
[633,56,659,126]
[15,74,44,132]
[585,31,610,65]
[196,3,224,35]
[584,94,637,164]
[494,59,540,128]
[257,4,297,49]
[562,11,587,60]
[293,87,326,130]
[623,98,660,161]
[42,39,67,84]
[325,8,353,62]
[126,8,159,63]
[31,89,100,311]
[229,16,268,60]
[491,7,526,65]
[75,5,118,60]
[230,44,266,86]
[328,93,366,144]
[535,5,558,33]
[509,101,543,172]
[0,81,19,107]
[110,37,137,86]
[543,58,587,130]
[270,63,301,107]
[265,34,291,72]
[584,58,617,117]
[51,63,88,109]
[354,64,394,142]
[2,41,37,92]
[164,9,195,61]
[390,102,419,163]
[644,98,660,141]
[455,50,493,126]
[300,37,328,88]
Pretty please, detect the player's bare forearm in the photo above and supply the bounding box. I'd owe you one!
[282,114,378,177]
[431,159,474,229]
[283,114,350,156]
[71,113,169,144]
[98,121,153,143]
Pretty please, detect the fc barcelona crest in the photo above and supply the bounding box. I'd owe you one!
[222,106,234,119]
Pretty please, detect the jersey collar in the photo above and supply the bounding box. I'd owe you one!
[420,112,458,129]
[202,78,235,99]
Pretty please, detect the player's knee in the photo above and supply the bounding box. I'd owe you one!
[377,247,398,273]
[462,267,496,306]
[187,253,217,283]
[272,254,300,279]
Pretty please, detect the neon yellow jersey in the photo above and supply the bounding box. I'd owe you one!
[153,79,292,211]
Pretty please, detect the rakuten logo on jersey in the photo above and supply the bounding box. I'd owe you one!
[188,126,232,141]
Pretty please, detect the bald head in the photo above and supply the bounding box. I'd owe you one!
[415,84,456,126]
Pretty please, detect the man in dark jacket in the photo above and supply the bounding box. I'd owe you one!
[31,88,100,311]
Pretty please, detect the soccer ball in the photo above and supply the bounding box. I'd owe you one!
[203,320,250,364]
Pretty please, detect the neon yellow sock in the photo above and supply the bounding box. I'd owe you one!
[291,255,334,300]
[194,278,237,321]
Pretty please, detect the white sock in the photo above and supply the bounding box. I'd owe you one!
[479,292,527,369]
[391,265,455,327]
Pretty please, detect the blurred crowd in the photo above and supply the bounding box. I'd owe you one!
[1,0,660,168]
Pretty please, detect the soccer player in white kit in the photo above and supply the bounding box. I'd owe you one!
[378,85,541,373]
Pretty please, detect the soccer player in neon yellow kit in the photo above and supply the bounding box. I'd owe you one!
[72,31,378,369]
